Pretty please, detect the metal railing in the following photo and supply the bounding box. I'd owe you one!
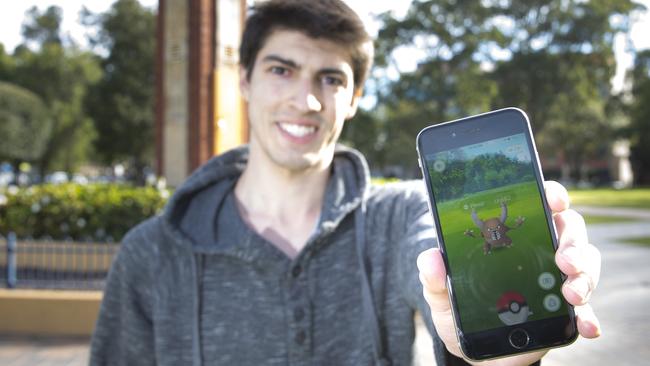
[0,233,119,290]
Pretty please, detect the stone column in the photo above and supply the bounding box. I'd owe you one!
[157,0,190,187]
[156,0,247,187]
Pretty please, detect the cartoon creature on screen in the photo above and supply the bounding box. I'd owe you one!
[464,202,525,255]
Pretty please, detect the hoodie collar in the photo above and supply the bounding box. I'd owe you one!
[161,144,371,262]
[319,145,370,232]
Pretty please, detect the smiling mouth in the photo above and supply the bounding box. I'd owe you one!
[490,230,501,241]
[277,122,318,138]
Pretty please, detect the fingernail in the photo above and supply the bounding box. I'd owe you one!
[592,323,602,338]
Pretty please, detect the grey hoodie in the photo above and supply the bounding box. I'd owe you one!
[89,145,466,365]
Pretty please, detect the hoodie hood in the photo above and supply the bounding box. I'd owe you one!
[161,144,371,254]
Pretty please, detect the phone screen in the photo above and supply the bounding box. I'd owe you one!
[422,130,569,335]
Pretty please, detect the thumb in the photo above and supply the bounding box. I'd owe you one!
[417,248,465,358]
[417,248,449,312]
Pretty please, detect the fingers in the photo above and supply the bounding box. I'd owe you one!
[417,248,467,358]
[554,209,601,306]
[554,209,589,274]
[544,180,570,213]
[544,181,602,337]
[575,303,602,338]
[559,243,601,305]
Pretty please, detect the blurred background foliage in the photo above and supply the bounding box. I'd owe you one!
[0,0,650,241]
[0,0,648,185]
[0,0,154,179]
[341,0,650,185]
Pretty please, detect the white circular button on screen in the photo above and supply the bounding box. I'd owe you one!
[433,160,446,172]
[538,272,556,290]
[543,294,561,312]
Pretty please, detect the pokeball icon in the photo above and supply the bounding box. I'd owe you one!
[497,291,532,326]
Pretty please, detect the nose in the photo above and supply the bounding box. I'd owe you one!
[290,78,322,113]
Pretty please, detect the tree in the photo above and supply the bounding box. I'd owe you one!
[491,0,639,181]
[0,44,15,80]
[83,0,156,182]
[373,1,502,173]
[21,6,63,47]
[628,49,650,185]
[7,6,102,175]
[493,51,614,181]
[0,81,52,166]
[345,0,638,181]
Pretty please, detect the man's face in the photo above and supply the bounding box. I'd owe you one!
[240,30,360,172]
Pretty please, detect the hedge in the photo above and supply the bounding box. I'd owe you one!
[0,179,406,242]
[0,183,170,242]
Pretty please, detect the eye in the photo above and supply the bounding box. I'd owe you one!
[323,75,344,86]
[270,66,289,76]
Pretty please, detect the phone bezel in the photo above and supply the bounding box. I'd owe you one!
[416,108,578,360]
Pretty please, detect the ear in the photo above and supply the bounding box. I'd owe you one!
[345,88,363,120]
[239,66,250,101]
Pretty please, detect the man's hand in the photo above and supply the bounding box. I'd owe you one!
[416,181,601,366]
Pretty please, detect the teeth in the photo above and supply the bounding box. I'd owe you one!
[279,123,317,138]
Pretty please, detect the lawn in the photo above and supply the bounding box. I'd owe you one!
[583,215,639,225]
[620,236,650,247]
[568,188,650,209]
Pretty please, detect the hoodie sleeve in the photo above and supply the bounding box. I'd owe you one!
[397,182,474,366]
[89,226,156,366]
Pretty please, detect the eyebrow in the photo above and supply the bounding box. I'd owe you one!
[262,54,299,69]
[261,54,348,79]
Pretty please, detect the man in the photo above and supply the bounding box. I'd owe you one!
[90,0,601,365]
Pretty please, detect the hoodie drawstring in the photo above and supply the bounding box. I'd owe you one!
[355,201,390,366]
[193,254,205,366]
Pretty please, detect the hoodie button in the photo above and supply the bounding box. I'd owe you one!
[292,265,302,278]
[295,330,306,345]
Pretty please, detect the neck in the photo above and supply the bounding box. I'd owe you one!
[233,145,332,254]
[236,151,330,217]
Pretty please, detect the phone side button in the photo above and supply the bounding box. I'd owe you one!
[508,328,530,349]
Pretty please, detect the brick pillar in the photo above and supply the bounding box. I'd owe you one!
[188,0,216,172]
[155,0,165,177]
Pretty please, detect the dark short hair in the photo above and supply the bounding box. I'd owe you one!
[240,0,374,93]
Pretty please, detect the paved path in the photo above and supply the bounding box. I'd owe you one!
[1,206,648,366]
[574,205,650,220]
[0,336,89,366]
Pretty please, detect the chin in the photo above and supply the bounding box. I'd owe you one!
[271,150,332,172]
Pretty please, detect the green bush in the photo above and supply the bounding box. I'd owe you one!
[0,183,170,242]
